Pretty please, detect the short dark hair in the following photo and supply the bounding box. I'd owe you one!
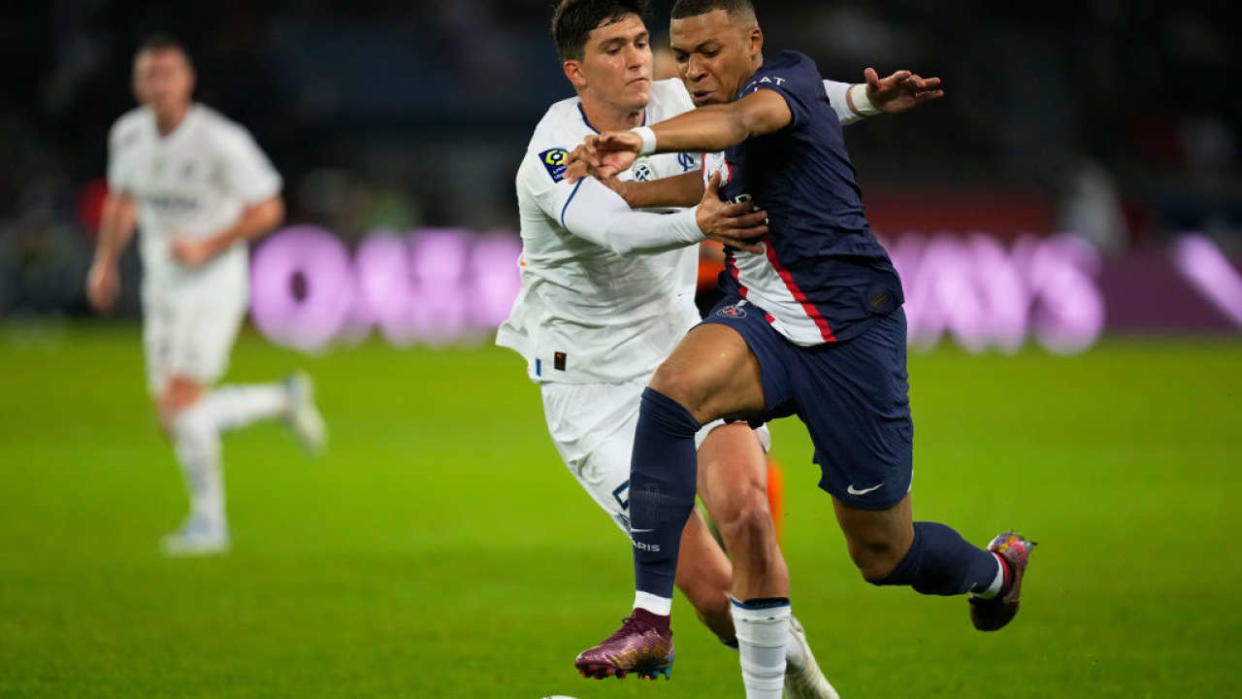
[551,0,651,62]
[670,0,757,24]
[136,33,194,68]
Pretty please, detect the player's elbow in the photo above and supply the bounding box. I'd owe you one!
[264,196,286,227]
[604,236,637,256]
[735,107,762,141]
[607,238,654,257]
[251,196,285,232]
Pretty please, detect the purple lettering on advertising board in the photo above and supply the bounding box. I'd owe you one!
[1174,234,1242,328]
[885,233,1104,354]
[252,227,525,351]
[249,226,355,352]
[249,228,1242,354]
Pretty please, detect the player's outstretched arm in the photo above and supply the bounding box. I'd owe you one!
[824,69,944,124]
[563,155,705,209]
[86,192,137,314]
[581,89,794,178]
[618,170,706,209]
[170,196,285,267]
[561,173,765,256]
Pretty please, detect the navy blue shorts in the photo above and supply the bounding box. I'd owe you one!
[700,296,913,510]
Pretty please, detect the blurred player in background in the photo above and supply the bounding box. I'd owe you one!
[571,2,1032,695]
[86,36,326,556]
[499,1,940,694]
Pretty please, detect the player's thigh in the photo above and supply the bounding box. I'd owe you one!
[650,322,766,423]
[142,295,177,397]
[174,292,247,386]
[540,381,643,535]
[796,310,913,511]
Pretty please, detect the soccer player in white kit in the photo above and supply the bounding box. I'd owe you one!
[498,2,939,694]
[86,36,326,556]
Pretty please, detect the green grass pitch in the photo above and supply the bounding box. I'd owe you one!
[0,322,1239,697]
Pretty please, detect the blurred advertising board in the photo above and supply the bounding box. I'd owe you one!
[250,228,1241,355]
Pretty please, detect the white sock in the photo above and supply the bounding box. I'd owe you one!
[731,597,790,699]
[633,591,672,617]
[200,384,289,433]
[974,553,1007,599]
[171,404,225,531]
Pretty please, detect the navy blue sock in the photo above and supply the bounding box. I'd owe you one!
[874,521,999,596]
[630,387,702,599]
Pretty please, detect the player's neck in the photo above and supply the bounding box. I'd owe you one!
[746,53,765,82]
[578,95,645,133]
[154,102,191,137]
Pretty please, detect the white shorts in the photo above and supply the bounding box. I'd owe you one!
[540,377,771,537]
[142,290,247,394]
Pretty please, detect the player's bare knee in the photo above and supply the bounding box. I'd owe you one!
[850,539,904,584]
[158,378,204,429]
[718,490,774,545]
[648,362,711,418]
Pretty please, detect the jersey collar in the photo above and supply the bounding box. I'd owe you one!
[577,102,648,134]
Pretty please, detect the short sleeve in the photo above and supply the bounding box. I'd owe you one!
[519,145,581,225]
[216,125,282,204]
[106,120,132,194]
[743,52,823,130]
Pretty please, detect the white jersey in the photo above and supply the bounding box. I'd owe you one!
[498,78,863,384]
[107,104,282,301]
[498,79,705,384]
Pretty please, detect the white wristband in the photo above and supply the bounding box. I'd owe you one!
[847,83,881,116]
[632,126,657,155]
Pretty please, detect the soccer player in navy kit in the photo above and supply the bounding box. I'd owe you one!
[571,1,1034,692]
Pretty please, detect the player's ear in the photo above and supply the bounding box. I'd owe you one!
[563,60,588,91]
[747,26,764,58]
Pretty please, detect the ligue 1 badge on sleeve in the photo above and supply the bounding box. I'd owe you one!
[540,148,570,183]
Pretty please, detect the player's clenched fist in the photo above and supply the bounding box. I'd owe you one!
[171,237,218,267]
[86,260,120,313]
[583,131,643,179]
[565,134,642,183]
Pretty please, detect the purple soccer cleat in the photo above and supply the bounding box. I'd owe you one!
[575,609,674,680]
[970,530,1037,631]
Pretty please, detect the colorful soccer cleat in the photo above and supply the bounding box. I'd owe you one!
[785,615,840,699]
[969,530,1036,631]
[575,611,674,681]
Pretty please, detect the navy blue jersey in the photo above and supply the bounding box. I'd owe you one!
[707,50,903,345]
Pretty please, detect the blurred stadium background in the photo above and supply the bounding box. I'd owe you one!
[1,1,1240,697]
